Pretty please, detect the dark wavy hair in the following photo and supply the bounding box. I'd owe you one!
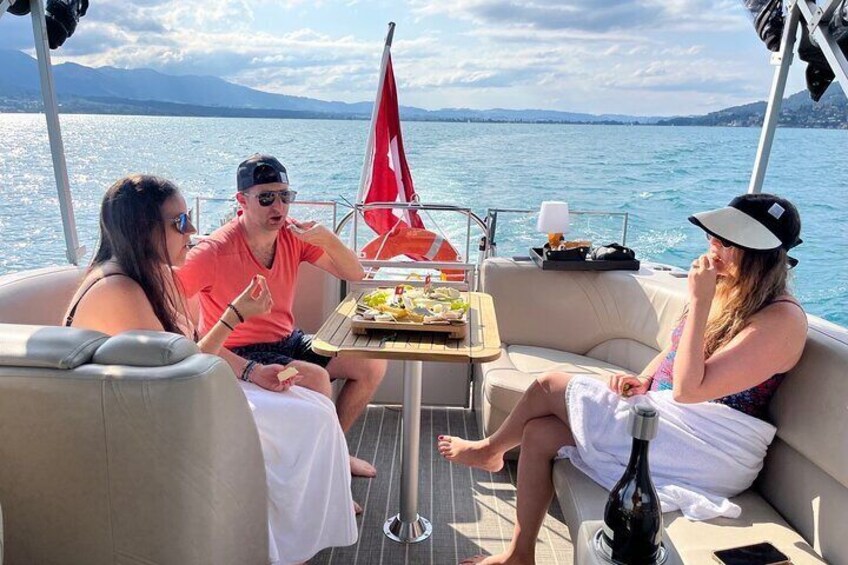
[91,174,182,333]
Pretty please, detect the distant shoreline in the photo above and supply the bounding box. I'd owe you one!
[0,102,647,126]
[2,94,847,129]
[2,109,840,130]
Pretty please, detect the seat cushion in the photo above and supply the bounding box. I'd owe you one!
[483,344,627,413]
[553,459,824,564]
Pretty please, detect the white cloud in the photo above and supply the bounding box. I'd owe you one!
[0,0,785,114]
[408,0,746,33]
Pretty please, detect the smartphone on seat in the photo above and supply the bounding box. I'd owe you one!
[712,542,790,565]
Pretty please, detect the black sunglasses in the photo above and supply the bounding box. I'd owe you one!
[252,190,297,207]
[170,211,193,234]
[705,232,734,248]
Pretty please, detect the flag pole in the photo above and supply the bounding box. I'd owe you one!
[355,21,395,204]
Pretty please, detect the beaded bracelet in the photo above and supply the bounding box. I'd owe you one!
[228,303,245,323]
[240,360,257,382]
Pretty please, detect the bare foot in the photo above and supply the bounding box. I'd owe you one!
[437,435,503,472]
[350,455,377,478]
[459,554,530,564]
[354,500,363,515]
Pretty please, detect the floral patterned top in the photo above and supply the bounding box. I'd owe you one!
[649,301,801,420]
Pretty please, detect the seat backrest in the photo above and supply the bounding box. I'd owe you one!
[0,266,84,325]
[758,319,848,564]
[480,258,688,373]
[0,263,340,332]
[0,326,268,565]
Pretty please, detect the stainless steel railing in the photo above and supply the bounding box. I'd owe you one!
[193,196,630,289]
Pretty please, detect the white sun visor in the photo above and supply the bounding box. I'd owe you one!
[689,207,782,251]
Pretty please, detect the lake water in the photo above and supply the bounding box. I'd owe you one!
[1,114,845,326]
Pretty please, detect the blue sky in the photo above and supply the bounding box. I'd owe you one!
[1,0,809,116]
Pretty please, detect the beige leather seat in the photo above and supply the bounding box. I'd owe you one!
[0,267,269,565]
[476,258,845,564]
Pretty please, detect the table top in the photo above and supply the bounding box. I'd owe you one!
[311,291,502,363]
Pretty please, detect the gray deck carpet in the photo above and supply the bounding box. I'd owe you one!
[312,405,573,565]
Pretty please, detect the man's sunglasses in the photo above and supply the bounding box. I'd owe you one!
[170,211,194,234]
[706,232,734,248]
[251,190,298,207]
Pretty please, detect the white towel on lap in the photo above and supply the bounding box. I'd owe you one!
[241,383,358,565]
[556,376,777,521]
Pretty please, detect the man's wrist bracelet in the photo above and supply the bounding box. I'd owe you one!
[228,303,245,323]
[220,318,235,331]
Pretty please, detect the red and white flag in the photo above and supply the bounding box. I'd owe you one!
[357,52,424,235]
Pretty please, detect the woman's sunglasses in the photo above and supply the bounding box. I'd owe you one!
[705,232,734,248]
[251,190,297,207]
[170,211,194,234]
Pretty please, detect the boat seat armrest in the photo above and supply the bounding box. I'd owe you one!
[93,330,200,367]
[0,324,108,369]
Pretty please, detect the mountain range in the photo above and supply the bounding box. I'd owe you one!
[656,87,848,128]
[0,49,656,124]
[1,49,847,127]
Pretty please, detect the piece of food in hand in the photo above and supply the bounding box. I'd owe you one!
[277,367,299,383]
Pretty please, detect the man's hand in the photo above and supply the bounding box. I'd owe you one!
[288,219,336,248]
[608,373,652,397]
[251,363,304,392]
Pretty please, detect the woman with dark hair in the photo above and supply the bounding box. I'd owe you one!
[65,174,357,565]
[439,194,808,565]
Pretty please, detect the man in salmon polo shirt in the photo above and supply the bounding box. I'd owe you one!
[178,153,386,478]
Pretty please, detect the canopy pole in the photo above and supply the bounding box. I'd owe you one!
[0,1,11,22]
[749,1,801,194]
[30,0,84,264]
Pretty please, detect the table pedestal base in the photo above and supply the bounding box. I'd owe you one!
[383,359,433,544]
[383,514,432,543]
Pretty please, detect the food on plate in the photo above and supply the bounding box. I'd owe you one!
[356,285,470,324]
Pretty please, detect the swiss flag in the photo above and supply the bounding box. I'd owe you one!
[361,55,424,235]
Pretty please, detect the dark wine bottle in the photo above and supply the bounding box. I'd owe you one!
[600,404,663,564]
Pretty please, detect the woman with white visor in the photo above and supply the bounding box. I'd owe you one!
[438,193,807,565]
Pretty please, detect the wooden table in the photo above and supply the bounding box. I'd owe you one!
[312,291,501,543]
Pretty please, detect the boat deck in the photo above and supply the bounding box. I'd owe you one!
[313,405,572,564]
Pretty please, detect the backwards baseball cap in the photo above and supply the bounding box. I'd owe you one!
[689,193,802,265]
[236,153,289,191]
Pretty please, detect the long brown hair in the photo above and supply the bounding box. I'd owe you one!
[703,247,791,357]
[91,174,183,334]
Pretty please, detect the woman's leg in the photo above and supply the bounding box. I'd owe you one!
[439,372,572,472]
[460,416,574,565]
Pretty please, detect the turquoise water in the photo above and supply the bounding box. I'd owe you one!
[1,114,845,326]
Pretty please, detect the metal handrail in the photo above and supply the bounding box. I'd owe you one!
[336,202,489,289]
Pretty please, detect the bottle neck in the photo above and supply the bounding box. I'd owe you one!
[625,438,650,473]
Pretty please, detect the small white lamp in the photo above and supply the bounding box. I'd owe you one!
[537,201,570,249]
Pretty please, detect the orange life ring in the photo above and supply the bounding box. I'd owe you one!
[361,227,465,281]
